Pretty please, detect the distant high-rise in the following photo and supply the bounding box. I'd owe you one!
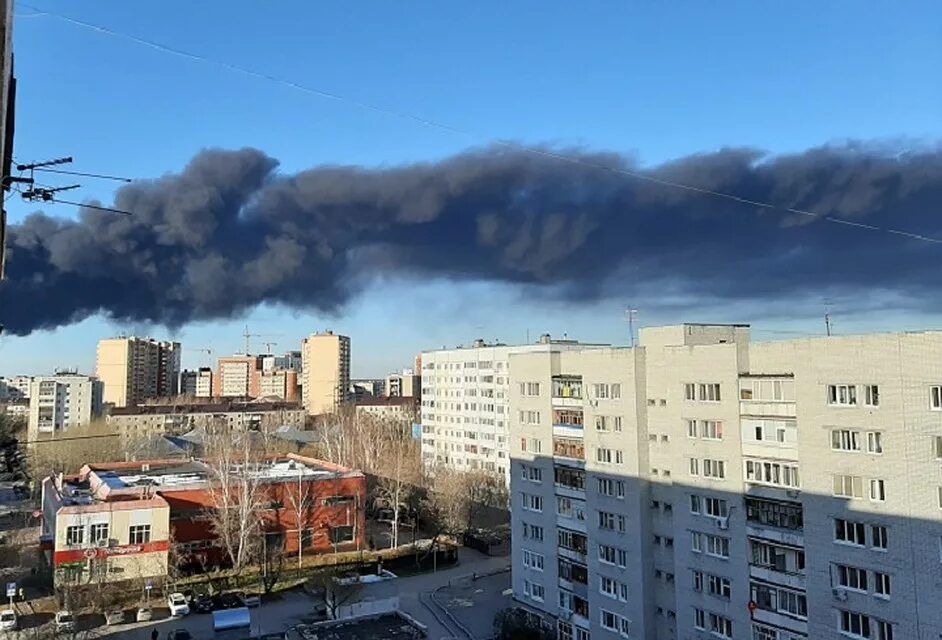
[27,373,103,439]
[214,355,264,398]
[180,367,213,398]
[96,337,181,408]
[301,331,350,416]
[385,369,420,398]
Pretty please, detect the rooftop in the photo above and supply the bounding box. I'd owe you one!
[110,400,303,416]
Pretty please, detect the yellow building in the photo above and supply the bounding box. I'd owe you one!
[97,337,181,408]
[301,331,350,416]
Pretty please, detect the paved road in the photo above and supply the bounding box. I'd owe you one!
[88,548,510,640]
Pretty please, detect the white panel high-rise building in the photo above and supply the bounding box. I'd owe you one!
[27,373,103,440]
[419,335,606,484]
[510,324,942,640]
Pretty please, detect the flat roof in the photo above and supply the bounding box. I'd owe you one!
[297,613,425,640]
[110,401,303,416]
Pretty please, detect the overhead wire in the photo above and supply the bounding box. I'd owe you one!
[15,3,942,247]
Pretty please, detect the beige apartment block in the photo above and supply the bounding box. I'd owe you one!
[180,368,213,398]
[301,331,350,416]
[510,324,942,640]
[385,369,420,398]
[97,337,181,408]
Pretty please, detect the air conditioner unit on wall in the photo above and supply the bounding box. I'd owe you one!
[715,517,729,530]
[832,588,848,601]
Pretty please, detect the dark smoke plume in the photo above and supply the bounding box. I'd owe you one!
[1,143,940,335]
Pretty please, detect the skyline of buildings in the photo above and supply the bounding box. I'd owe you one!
[96,337,181,408]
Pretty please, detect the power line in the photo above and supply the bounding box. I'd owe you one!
[16,432,119,446]
[19,5,942,246]
[33,167,132,183]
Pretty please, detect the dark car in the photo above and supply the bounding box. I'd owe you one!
[167,630,192,640]
[189,593,213,614]
[220,593,244,609]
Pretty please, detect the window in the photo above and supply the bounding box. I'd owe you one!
[709,613,733,638]
[689,458,700,476]
[597,478,625,498]
[519,410,541,425]
[698,383,721,402]
[687,419,698,438]
[600,609,618,631]
[529,438,542,454]
[687,419,724,440]
[556,409,583,427]
[692,570,704,591]
[598,544,616,565]
[555,466,585,491]
[552,377,583,399]
[558,558,588,585]
[835,518,866,546]
[834,564,868,591]
[521,493,543,512]
[685,383,696,400]
[617,549,628,567]
[833,474,864,498]
[742,459,800,488]
[746,497,803,530]
[694,608,706,630]
[702,459,726,479]
[556,528,585,553]
[831,429,861,451]
[598,511,626,533]
[868,478,886,502]
[596,447,623,465]
[874,620,894,640]
[839,610,871,638]
[828,384,857,406]
[556,496,586,521]
[89,523,109,544]
[705,497,728,518]
[554,437,584,460]
[521,549,544,571]
[66,525,84,546]
[599,576,618,599]
[871,525,888,550]
[523,580,544,602]
[864,384,880,407]
[690,495,702,514]
[691,532,703,553]
[523,523,544,542]
[867,431,883,454]
[519,382,541,397]
[708,575,731,599]
[129,524,151,545]
[706,534,730,558]
[521,465,542,483]
[751,582,807,619]
[934,435,942,458]
[873,571,891,597]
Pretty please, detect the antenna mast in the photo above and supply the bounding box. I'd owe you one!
[626,308,638,347]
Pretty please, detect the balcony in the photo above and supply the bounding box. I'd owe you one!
[553,438,585,464]
[552,377,584,408]
[748,564,807,591]
[750,608,809,637]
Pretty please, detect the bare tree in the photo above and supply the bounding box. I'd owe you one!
[283,462,317,568]
[201,428,270,576]
[420,466,508,558]
[370,415,423,548]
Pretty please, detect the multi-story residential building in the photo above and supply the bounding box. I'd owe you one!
[351,379,383,401]
[261,351,302,373]
[385,369,420,398]
[420,335,606,483]
[0,375,33,402]
[40,453,366,588]
[107,400,306,445]
[179,368,213,398]
[97,337,181,408]
[510,324,942,640]
[355,396,419,423]
[259,369,300,402]
[301,331,351,416]
[27,373,103,440]
[214,355,265,398]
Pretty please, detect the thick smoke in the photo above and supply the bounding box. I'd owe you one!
[1,143,940,335]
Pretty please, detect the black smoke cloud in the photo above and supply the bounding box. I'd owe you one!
[1,143,940,335]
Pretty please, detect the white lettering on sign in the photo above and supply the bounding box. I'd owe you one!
[106,545,144,555]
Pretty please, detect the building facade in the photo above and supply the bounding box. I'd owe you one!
[510,324,942,640]
[214,355,264,398]
[355,396,419,422]
[40,454,366,588]
[385,369,420,398]
[260,369,300,402]
[301,331,351,416]
[107,400,306,444]
[97,337,181,408]
[262,351,302,373]
[180,368,213,398]
[0,375,33,402]
[27,373,103,440]
[420,336,605,484]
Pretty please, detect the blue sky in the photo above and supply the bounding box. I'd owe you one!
[1,0,940,377]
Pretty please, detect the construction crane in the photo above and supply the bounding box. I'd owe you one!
[242,326,281,355]
[262,341,278,354]
[185,347,214,367]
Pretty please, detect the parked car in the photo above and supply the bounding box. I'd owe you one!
[167,630,192,640]
[55,611,75,632]
[168,592,189,616]
[213,593,243,610]
[105,609,126,625]
[241,592,261,608]
[0,609,17,631]
[189,592,214,614]
[136,607,153,622]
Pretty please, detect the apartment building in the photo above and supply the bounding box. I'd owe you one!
[0,375,33,402]
[40,454,366,588]
[214,355,264,398]
[301,331,351,416]
[27,373,103,440]
[420,335,606,483]
[510,324,942,640]
[355,396,419,422]
[262,351,302,373]
[259,369,300,402]
[179,368,213,397]
[107,400,306,445]
[97,337,181,408]
[385,369,420,398]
